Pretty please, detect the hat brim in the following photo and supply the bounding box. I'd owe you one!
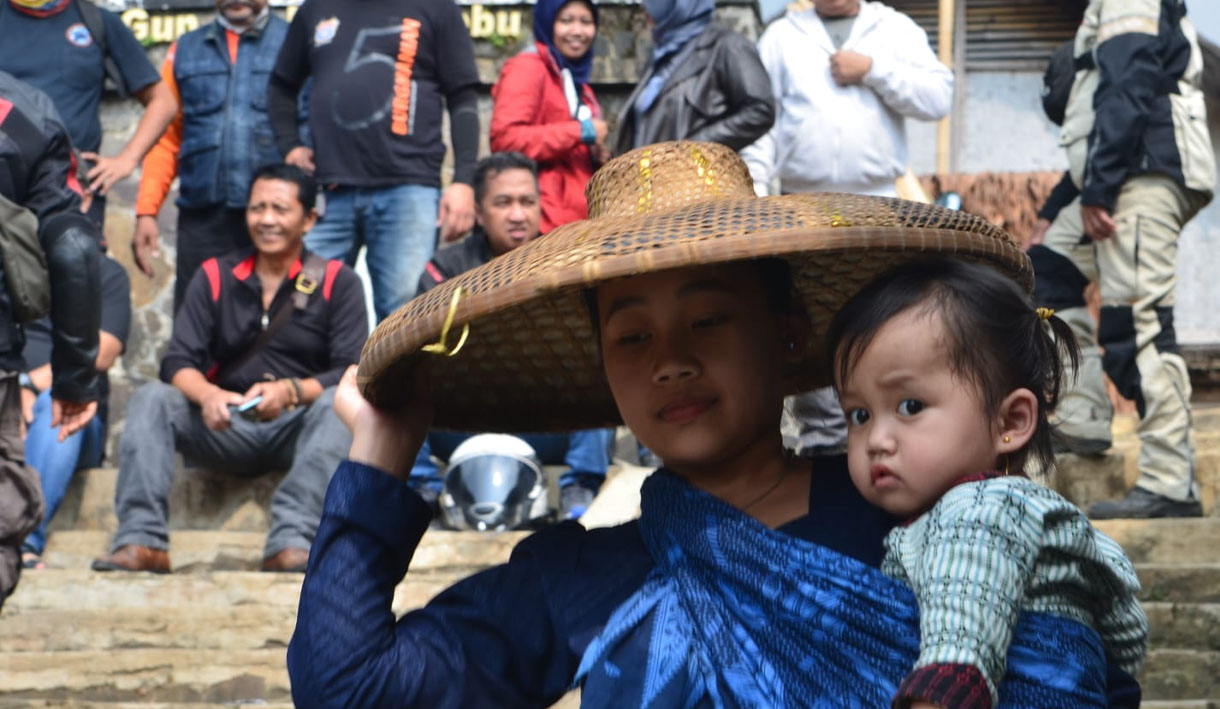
[359,193,1031,432]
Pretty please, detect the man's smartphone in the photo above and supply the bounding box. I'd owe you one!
[234,396,262,421]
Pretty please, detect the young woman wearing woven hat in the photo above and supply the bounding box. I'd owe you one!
[286,143,1141,706]
[490,0,606,234]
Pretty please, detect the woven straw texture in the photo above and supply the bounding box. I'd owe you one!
[359,142,1031,432]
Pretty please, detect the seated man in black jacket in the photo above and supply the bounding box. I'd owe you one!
[0,71,100,607]
[416,152,614,521]
[417,152,543,291]
[93,164,368,574]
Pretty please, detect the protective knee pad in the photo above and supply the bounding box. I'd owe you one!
[1029,245,1089,310]
[1098,305,1144,417]
[1153,306,1180,356]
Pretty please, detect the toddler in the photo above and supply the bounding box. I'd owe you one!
[829,257,1148,709]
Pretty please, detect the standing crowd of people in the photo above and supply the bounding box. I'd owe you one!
[0,0,1215,702]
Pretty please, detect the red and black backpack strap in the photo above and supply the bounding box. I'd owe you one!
[201,257,222,301]
[210,254,330,384]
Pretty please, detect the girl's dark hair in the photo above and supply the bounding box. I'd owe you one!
[826,257,1080,475]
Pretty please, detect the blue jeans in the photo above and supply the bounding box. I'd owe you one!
[410,430,615,491]
[22,389,105,555]
[306,184,439,322]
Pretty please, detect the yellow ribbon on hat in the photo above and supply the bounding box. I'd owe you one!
[421,287,470,357]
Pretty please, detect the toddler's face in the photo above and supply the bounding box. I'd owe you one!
[837,309,1002,518]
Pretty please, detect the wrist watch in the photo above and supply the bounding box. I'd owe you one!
[18,372,39,394]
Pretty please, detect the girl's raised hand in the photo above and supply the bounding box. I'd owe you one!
[335,365,433,480]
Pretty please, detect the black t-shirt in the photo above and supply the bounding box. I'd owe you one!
[23,255,131,424]
[159,249,368,394]
[272,0,480,187]
[0,3,160,152]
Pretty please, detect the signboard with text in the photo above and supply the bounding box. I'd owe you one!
[118,3,531,45]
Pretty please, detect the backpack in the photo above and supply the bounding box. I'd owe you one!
[1041,40,1076,127]
[0,192,51,323]
[74,0,128,99]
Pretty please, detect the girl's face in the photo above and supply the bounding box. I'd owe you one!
[837,308,1005,518]
[596,264,794,476]
[553,2,596,61]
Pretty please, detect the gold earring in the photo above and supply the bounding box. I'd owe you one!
[1003,435,1011,444]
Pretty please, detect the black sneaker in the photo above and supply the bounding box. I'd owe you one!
[1051,429,1112,456]
[1088,487,1203,519]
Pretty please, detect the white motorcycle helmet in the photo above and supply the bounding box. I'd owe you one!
[440,434,550,531]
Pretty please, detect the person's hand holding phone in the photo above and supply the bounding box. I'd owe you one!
[242,380,293,421]
[234,395,263,421]
[202,386,245,430]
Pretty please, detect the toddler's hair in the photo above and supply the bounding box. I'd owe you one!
[826,258,1081,475]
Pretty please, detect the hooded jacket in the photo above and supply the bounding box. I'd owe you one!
[741,1,952,196]
[490,43,602,233]
[1061,0,1214,210]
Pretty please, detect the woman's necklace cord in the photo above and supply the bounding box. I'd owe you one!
[740,461,791,512]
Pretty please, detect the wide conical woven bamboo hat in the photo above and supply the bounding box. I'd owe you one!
[359,141,1032,431]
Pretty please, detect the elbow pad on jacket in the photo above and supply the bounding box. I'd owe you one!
[448,87,481,186]
[42,213,101,402]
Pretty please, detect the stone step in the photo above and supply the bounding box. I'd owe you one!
[47,467,283,535]
[1142,703,1220,709]
[1145,603,1220,651]
[1138,564,1220,604]
[0,698,577,709]
[0,649,290,703]
[1093,518,1220,565]
[1142,649,1220,701]
[49,462,578,534]
[2,569,469,617]
[41,529,528,573]
[1,647,1212,704]
[0,605,299,653]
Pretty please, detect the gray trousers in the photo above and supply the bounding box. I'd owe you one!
[112,381,351,558]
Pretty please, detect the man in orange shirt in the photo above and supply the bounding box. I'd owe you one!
[134,0,291,311]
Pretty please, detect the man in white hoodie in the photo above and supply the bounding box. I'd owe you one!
[743,0,952,197]
[744,0,953,453]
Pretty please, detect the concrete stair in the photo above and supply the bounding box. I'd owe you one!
[0,407,1217,704]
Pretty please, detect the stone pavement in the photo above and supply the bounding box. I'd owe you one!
[0,408,1218,705]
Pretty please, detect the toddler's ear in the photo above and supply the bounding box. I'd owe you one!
[997,388,1038,453]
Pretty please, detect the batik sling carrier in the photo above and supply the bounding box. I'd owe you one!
[574,470,1109,707]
